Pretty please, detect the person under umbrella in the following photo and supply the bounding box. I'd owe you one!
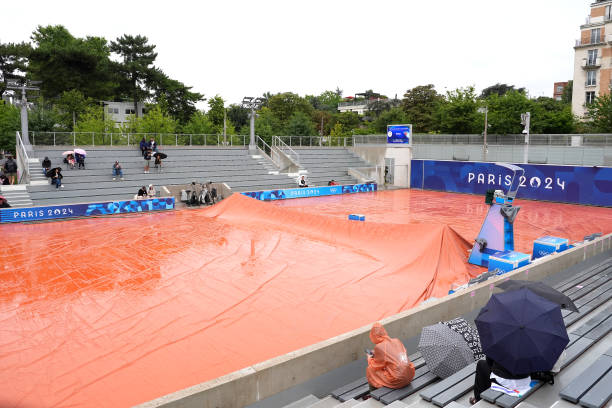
[418,323,475,379]
[470,288,569,404]
[46,167,64,189]
[74,148,86,169]
[496,279,578,312]
[442,317,485,361]
[153,152,167,173]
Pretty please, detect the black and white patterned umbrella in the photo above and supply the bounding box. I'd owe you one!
[418,323,475,378]
[443,317,485,361]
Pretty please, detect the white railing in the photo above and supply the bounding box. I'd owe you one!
[272,136,300,165]
[256,136,278,167]
[15,131,30,184]
[28,132,248,147]
[352,135,387,145]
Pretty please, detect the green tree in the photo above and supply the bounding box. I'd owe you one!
[0,101,20,152]
[370,107,409,133]
[56,89,91,131]
[207,95,226,129]
[111,34,157,116]
[149,69,203,124]
[254,107,282,138]
[586,94,612,132]
[285,111,316,136]
[74,105,116,134]
[268,92,313,123]
[182,111,216,134]
[436,87,481,134]
[402,84,443,133]
[139,105,176,134]
[0,41,31,98]
[29,25,116,99]
[561,81,573,104]
[480,83,525,98]
[530,97,576,134]
[28,97,63,132]
[485,90,532,134]
[226,104,249,132]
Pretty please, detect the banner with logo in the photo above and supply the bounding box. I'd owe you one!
[0,197,175,223]
[410,160,612,207]
[242,183,377,201]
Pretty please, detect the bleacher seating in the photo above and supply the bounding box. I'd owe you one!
[293,148,371,186]
[285,257,612,408]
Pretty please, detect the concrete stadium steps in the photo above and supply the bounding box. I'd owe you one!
[27,147,298,206]
[292,147,372,185]
[0,185,33,208]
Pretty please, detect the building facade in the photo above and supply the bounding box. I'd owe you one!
[103,101,145,125]
[572,0,612,117]
[553,81,568,101]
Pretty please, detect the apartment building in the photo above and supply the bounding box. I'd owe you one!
[553,82,568,101]
[102,101,145,125]
[572,0,612,117]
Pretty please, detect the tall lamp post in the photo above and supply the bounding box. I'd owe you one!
[241,96,265,152]
[521,112,531,164]
[6,79,41,148]
[478,106,488,162]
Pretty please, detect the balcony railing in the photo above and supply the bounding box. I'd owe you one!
[582,57,602,68]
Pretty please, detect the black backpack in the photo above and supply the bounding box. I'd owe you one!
[5,160,17,173]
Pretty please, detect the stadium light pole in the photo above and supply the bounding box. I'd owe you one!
[242,96,265,152]
[6,80,41,148]
[478,106,488,162]
[521,112,531,164]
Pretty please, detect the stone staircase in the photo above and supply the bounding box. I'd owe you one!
[0,184,33,208]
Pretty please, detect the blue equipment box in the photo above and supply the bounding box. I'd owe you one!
[488,250,531,274]
[532,236,569,260]
[348,214,365,221]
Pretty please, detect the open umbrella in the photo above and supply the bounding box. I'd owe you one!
[418,323,475,378]
[442,317,485,361]
[62,151,74,156]
[45,167,62,178]
[497,279,578,312]
[74,148,87,156]
[153,152,167,159]
[475,288,569,376]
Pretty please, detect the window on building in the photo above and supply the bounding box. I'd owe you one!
[587,70,597,86]
[606,5,612,20]
[588,49,598,65]
[107,107,114,113]
[586,91,596,104]
[591,28,601,43]
[125,108,136,115]
[556,85,564,93]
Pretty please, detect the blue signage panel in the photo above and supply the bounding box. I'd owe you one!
[0,197,175,223]
[242,183,377,201]
[410,160,612,207]
[387,124,412,144]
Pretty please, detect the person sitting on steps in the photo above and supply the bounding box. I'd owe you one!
[112,161,124,181]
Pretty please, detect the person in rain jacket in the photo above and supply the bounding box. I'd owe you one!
[366,322,415,390]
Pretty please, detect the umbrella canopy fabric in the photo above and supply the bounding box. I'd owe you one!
[45,167,62,178]
[443,317,485,361]
[418,323,475,378]
[475,288,569,376]
[74,148,87,156]
[497,279,578,312]
[62,151,74,156]
[153,152,167,159]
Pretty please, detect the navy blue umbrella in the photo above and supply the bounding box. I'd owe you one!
[475,288,569,376]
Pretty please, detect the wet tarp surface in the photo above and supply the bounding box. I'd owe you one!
[0,190,610,407]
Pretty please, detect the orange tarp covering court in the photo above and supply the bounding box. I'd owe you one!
[0,190,610,407]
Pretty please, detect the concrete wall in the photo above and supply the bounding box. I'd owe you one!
[135,233,612,408]
[271,148,299,173]
[385,146,412,188]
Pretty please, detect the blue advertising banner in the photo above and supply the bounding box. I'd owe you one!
[242,183,377,201]
[0,197,175,223]
[387,124,412,144]
[411,160,612,207]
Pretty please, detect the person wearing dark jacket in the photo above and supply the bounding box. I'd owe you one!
[0,195,10,208]
[75,153,85,169]
[470,356,531,404]
[3,155,18,184]
[136,186,147,199]
[0,173,9,185]
[42,157,51,174]
[139,137,147,156]
[49,167,63,189]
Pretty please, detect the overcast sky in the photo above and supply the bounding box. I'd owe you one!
[3,0,587,108]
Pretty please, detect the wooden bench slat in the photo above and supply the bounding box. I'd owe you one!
[570,305,612,337]
[583,316,612,342]
[370,365,430,400]
[561,337,596,370]
[481,388,503,403]
[431,374,475,407]
[575,280,612,308]
[379,371,438,405]
[419,362,477,401]
[570,277,611,301]
[331,377,367,399]
[578,370,612,408]
[338,383,370,402]
[559,355,612,403]
[555,260,611,293]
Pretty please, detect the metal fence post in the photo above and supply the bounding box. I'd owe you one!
[110,133,113,146]
[92,132,94,146]
[190,134,192,146]
[175,134,178,146]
